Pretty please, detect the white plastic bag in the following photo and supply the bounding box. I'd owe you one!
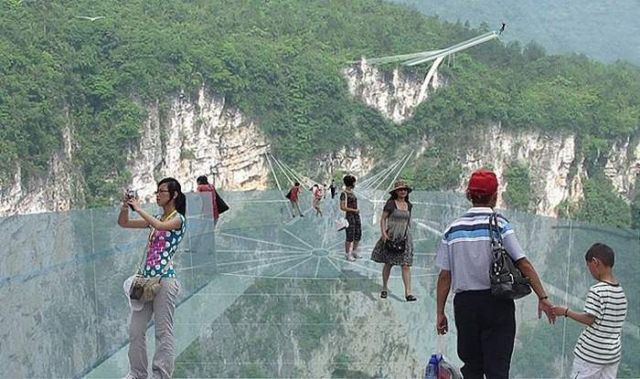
[335,217,349,231]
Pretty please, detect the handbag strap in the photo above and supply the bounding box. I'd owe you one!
[135,210,178,275]
[395,201,411,239]
[488,212,504,248]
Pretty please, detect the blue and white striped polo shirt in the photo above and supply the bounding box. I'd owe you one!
[435,207,526,293]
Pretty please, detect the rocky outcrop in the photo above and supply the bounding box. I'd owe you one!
[458,124,587,216]
[128,88,270,204]
[344,67,640,217]
[0,89,272,216]
[0,121,85,216]
[344,60,443,124]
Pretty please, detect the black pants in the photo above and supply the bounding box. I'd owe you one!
[453,290,516,379]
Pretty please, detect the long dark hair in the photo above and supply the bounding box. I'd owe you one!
[159,177,186,216]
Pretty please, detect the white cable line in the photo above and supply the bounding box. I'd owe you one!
[369,153,409,193]
[216,254,305,267]
[359,163,397,192]
[327,255,381,275]
[234,199,289,204]
[324,255,345,275]
[265,153,284,194]
[276,156,314,189]
[382,151,414,194]
[378,152,413,206]
[274,256,314,277]
[369,152,413,211]
[359,159,403,200]
[225,255,308,275]
[366,155,406,193]
[314,257,322,277]
[269,153,295,187]
[271,154,302,186]
[359,162,399,190]
[325,239,347,250]
[217,232,309,251]
[281,229,315,249]
[215,249,305,254]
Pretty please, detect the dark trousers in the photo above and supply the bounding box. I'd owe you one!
[453,290,516,379]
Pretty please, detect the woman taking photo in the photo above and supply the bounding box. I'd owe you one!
[371,180,416,302]
[118,177,187,379]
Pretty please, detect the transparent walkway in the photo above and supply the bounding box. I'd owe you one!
[1,191,638,378]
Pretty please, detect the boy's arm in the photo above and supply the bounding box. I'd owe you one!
[552,306,596,326]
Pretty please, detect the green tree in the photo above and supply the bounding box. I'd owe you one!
[503,162,532,211]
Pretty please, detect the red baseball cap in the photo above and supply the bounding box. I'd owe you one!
[467,169,498,196]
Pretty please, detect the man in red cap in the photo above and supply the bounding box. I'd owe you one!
[434,168,556,379]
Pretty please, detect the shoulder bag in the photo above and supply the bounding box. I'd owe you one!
[488,213,531,300]
[384,204,411,254]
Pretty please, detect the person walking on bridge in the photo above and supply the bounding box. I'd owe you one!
[286,182,303,218]
[312,184,324,217]
[340,175,361,261]
[435,169,555,379]
[371,180,416,302]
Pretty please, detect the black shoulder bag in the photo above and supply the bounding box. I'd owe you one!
[488,213,532,300]
[384,205,411,254]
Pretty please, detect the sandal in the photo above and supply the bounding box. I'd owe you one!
[380,290,388,299]
[405,295,417,302]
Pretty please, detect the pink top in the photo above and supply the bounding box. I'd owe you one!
[197,183,219,220]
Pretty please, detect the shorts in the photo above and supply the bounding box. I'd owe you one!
[571,355,619,379]
[345,213,361,242]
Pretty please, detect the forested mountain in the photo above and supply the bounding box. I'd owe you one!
[394,0,640,64]
[1,0,639,226]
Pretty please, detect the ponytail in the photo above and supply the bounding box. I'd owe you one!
[158,177,187,216]
[175,192,186,216]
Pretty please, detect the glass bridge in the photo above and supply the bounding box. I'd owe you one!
[1,190,638,378]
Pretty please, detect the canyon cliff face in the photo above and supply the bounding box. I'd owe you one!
[456,124,587,215]
[344,61,640,217]
[344,59,444,124]
[127,88,270,204]
[1,65,638,217]
[0,121,85,216]
[0,88,374,216]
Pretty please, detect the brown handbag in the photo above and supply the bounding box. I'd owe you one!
[129,275,161,301]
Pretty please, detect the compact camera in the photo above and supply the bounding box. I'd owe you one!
[125,189,137,210]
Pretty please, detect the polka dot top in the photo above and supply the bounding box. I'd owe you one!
[140,213,186,278]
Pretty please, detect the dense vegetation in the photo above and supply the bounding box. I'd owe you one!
[1,0,639,224]
[503,162,532,211]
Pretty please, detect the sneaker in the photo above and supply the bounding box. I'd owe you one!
[347,254,356,262]
[352,251,361,259]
